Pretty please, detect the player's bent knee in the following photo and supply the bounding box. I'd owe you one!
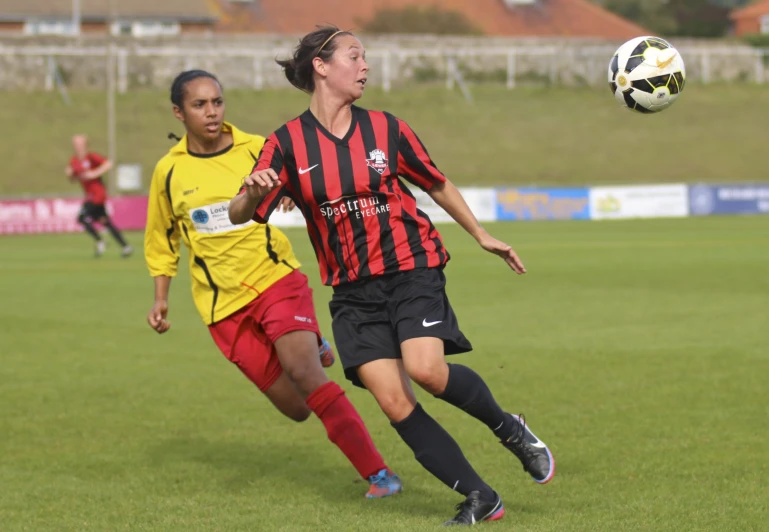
[264,374,314,421]
[375,393,417,423]
[284,363,328,396]
[407,366,448,395]
[284,406,312,423]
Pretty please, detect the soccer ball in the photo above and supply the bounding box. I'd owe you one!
[608,36,686,114]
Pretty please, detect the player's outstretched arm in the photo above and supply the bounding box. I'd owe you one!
[428,180,526,275]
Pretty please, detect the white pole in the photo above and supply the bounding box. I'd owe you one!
[506,50,516,89]
[253,55,264,90]
[106,0,117,194]
[382,50,391,92]
[107,43,116,195]
[118,48,128,94]
[701,52,710,85]
[45,56,55,91]
[72,0,81,36]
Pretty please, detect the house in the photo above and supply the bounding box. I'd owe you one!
[730,0,769,36]
[213,0,647,39]
[0,0,216,37]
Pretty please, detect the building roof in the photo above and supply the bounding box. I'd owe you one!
[0,0,215,22]
[214,0,647,39]
[730,0,769,20]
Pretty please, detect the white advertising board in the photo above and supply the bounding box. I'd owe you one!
[589,184,689,220]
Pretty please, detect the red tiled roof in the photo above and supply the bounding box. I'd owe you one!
[730,0,769,20]
[0,0,215,21]
[214,0,648,39]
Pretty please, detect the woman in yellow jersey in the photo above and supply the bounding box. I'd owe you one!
[143,70,401,498]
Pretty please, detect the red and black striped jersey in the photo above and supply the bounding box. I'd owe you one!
[250,106,449,286]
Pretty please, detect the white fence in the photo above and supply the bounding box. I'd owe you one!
[0,43,767,92]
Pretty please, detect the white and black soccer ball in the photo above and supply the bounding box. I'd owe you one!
[608,36,686,114]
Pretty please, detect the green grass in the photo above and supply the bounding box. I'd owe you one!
[3,84,769,197]
[1,217,768,531]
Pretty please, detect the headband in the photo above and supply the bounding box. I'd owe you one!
[317,30,344,55]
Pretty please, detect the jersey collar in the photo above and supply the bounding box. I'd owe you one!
[171,122,249,155]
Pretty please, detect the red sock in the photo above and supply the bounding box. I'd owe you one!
[306,381,386,479]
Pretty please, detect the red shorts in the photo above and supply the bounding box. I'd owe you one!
[208,270,321,392]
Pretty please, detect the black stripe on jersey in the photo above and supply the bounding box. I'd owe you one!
[264,223,280,264]
[274,127,320,273]
[165,165,175,215]
[302,120,349,284]
[275,125,330,282]
[397,180,429,269]
[274,126,295,184]
[165,165,176,252]
[165,226,175,254]
[193,255,219,323]
[398,131,437,192]
[424,216,446,264]
[247,149,260,181]
[335,140,370,279]
[358,111,397,275]
[260,137,291,216]
[391,116,445,265]
[181,223,191,247]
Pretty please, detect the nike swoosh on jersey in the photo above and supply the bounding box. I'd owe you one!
[422,319,442,327]
[298,164,319,175]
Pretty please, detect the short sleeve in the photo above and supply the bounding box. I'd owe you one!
[240,134,291,224]
[396,118,447,192]
[89,152,107,166]
[144,161,181,278]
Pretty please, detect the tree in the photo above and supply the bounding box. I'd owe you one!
[597,0,741,37]
[707,0,751,7]
[359,6,483,36]
[598,0,677,35]
[669,0,731,38]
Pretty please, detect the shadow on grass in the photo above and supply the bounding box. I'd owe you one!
[146,436,444,520]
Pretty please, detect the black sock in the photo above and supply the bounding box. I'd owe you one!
[80,220,101,241]
[435,364,516,440]
[391,403,494,500]
[104,221,128,247]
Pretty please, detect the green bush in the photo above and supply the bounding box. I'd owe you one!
[743,33,769,48]
[359,6,483,36]
[412,64,442,83]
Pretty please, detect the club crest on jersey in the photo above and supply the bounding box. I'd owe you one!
[366,149,388,175]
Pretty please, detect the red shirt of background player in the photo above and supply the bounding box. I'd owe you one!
[69,153,108,205]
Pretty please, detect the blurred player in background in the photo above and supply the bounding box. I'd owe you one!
[66,135,132,257]
[144,70,401,498]
[230,26,555,525]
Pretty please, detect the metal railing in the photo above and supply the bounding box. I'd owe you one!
[0,43,767,92]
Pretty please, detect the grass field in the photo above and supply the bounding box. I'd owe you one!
[4,84,769,197]
[1,216,768,531]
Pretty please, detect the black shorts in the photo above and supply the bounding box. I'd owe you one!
[79,202,108,221]
[329,267,472,388]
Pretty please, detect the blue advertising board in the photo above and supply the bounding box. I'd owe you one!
[689,184,769,216]
[495,188,590,221]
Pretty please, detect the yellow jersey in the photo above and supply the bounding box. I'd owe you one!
[144,122,300,325]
